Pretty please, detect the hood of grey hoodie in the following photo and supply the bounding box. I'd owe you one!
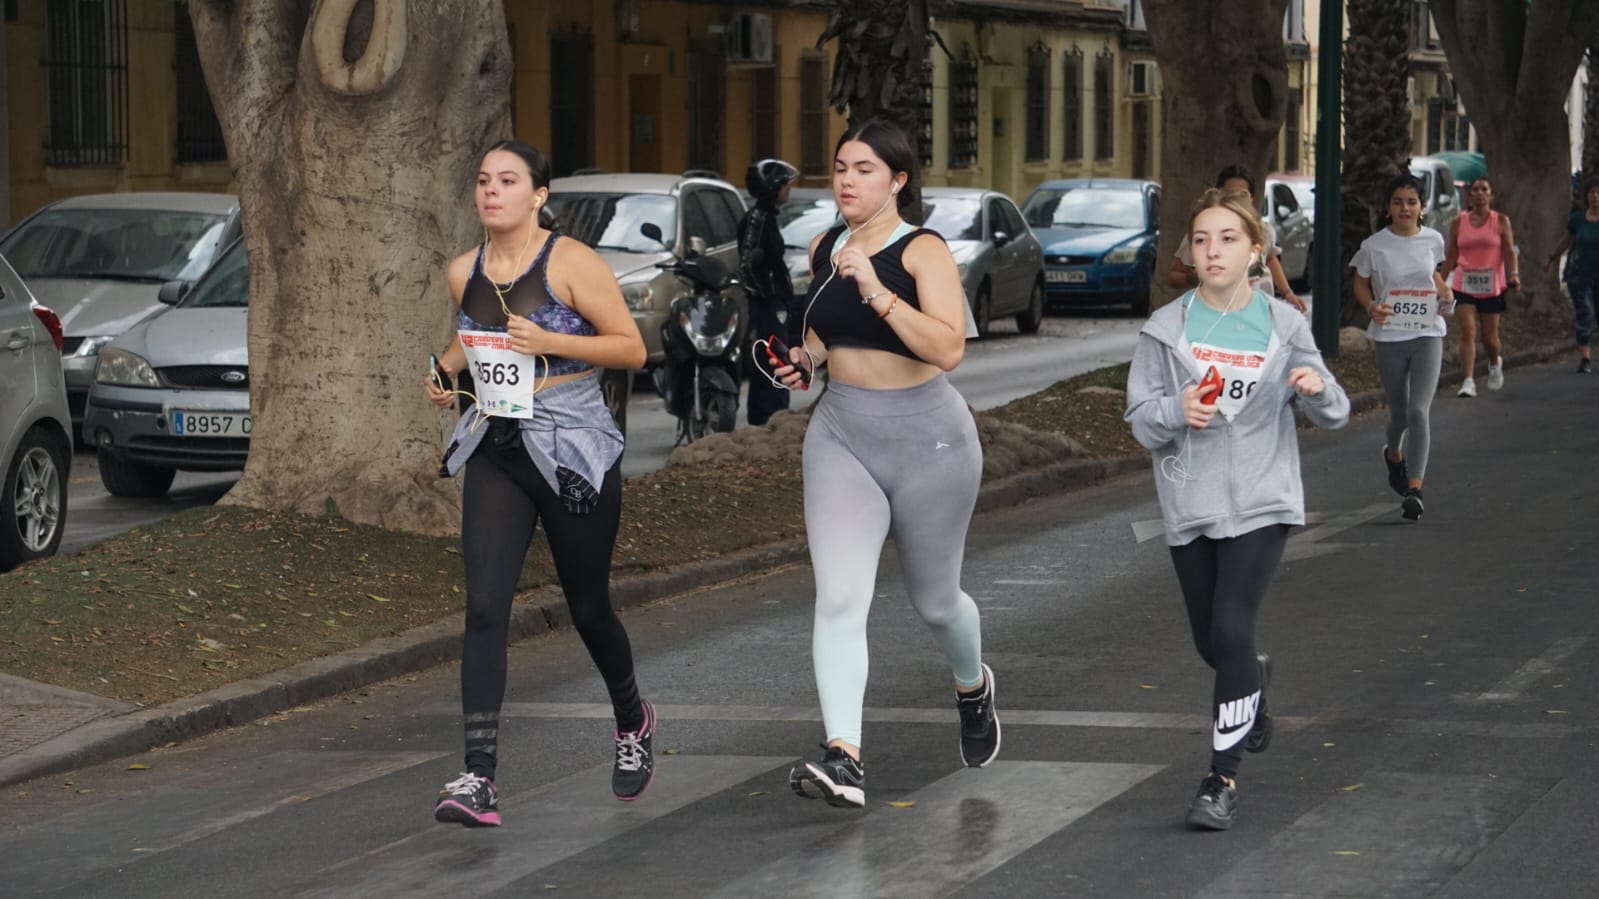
[1127,294,1350,546]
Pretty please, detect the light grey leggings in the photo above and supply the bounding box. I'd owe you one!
[803,374,985,748]
[1376,336,1443,481]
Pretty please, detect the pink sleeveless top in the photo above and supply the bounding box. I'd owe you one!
[1450,210,1505,297]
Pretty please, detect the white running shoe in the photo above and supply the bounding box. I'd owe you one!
[1487,361,1504,391]
[1457,378,1477,398]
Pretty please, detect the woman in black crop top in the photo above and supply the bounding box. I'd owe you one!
[423,140,654,827]
[778,121,1000,810]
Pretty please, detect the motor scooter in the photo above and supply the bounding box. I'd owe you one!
[640,223,744,444]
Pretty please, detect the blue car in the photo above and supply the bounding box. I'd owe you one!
[1021,178,1161,316]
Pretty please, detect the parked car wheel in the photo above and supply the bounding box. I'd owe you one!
[98,449,177,498]
[0,428,68,571]
[598,368,631,437]
[972,281,993,338]
[1016,278,1045,334]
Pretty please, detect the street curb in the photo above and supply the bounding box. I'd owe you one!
[0,339,1571,789]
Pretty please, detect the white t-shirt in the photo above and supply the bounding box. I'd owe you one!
[1351,227,1448,342]
[1176,219,1279,293]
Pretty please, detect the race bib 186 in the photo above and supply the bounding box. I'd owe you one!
[1191,342,1266,420]
[460,330,535,419]
[1383,288,1438,332]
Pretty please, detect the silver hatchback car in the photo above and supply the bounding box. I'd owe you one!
[0,255,72,571]
[83,238,249,498]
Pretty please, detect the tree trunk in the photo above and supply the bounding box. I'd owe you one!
[189,1,512,535]
[1584,48,1599,190]
[1430,0,1599,318]
[818,0,931,160]
[1339,0,1412,326]
[1143,0,1290,311]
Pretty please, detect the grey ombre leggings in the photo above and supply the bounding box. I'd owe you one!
[1376,336,1443,480]
[803,374,985,748]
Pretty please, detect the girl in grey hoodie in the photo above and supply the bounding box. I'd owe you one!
[1125,189,1349,831]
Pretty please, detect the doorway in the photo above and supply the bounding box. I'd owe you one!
[629,74,662,173]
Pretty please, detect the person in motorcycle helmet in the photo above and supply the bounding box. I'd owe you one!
[739,158,800,425]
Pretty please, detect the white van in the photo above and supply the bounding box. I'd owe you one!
[1409,156,1459,233]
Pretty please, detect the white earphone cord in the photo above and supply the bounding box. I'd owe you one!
[1160,254,1256,488]
[756,185,902,392]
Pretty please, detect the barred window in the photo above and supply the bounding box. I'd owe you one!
[918,60,934,168]
[1093,51,1114,161]
[1062,51,1083,161]
[45,0,128,166]
[800,53,829,176]
[948,49,979,170]
[1024,45,1050,162]
[174,8,225,164]
[1281,89,1302,171]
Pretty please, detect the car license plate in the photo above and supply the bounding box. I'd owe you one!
[171,411,250,437]
[1046,270,1087,283]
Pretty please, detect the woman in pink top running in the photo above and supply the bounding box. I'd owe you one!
[1442,177,1520,396]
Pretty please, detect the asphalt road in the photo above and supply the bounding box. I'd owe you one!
[5,356,1596,898]
[52,311,1144,549]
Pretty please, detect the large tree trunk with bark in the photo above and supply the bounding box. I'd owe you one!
[189,1,512,534]
[1430,0,1599,318]
[1143,0,1290,311]
[1339,0,1412,326]
[1584,48,1599,190]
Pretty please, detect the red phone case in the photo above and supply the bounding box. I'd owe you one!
[765,335,811,389]
[1198,365,1223,405]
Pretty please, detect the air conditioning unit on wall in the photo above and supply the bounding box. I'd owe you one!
[726,13,774,67]
[1128,60,1158,98]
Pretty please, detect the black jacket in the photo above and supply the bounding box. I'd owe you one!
[737,202,793,307]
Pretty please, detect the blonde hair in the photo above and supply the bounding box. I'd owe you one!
[1188,188,1265,250]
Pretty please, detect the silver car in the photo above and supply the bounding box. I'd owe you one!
[0,192,242,438]
[546,173,747,366]
[1263,176,1313,287]
[83,238,249,498]
[778,187,1046,337]
[0,255,71,571]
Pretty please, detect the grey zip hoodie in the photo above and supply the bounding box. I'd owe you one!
[1124,293,1350,546]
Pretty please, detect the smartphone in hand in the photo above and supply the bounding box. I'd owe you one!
[763,335,811,390]
[1197,365,1222,405]
[429,353,453,393]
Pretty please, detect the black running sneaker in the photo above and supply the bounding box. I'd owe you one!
[434,772,501,827]
[789,745,866,808]
[957,662,1001,768]
[1383,446,1408,497]
[1579,358,1592,374]
[613,699,657,801]
[1401,488,1425,521]
[1246,652,1273,754]
[1185,772,1238,831]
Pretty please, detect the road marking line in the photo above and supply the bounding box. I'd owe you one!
[294,755,786,898]
[709,761,1162,899]
[1475,636,1588,702]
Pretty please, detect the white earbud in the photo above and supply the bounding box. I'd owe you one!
[890,182,900,195]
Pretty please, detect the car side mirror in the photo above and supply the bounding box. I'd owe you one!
[688,236,708,258]
[1438,193,1454,208]
[640,222,664,243]
[1276,205,1292,220]
[157,279,190,305]
[992,230,1010,247]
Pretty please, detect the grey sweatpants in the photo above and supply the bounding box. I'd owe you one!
[802,374,985,748]
[1375,336,1443,480]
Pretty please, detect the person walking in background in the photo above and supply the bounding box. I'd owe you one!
[739,158,800,425]
[1442,177,1518,396]
[425,140,654,827]
[1544,176,1599,374]
[1167,165,1306,313]
[1126,188,1348,830]
[1353,173,1454,521]
[771,120,999,809]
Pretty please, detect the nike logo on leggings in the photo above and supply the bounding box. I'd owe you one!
[1212,690,1261,751]
[935,441,950,450]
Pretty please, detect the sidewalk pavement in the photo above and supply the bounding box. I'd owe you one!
[0,340,1570,789]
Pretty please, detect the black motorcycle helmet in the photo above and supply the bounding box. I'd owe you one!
[745,159,798,203]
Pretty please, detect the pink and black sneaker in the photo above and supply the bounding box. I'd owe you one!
[613,699,657,801]
[434,772,501,827]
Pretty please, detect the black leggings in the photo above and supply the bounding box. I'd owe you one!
[1168,524,1288,779]
[458,424,639,778]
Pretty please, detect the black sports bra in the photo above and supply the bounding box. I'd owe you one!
[804,225,943,363]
